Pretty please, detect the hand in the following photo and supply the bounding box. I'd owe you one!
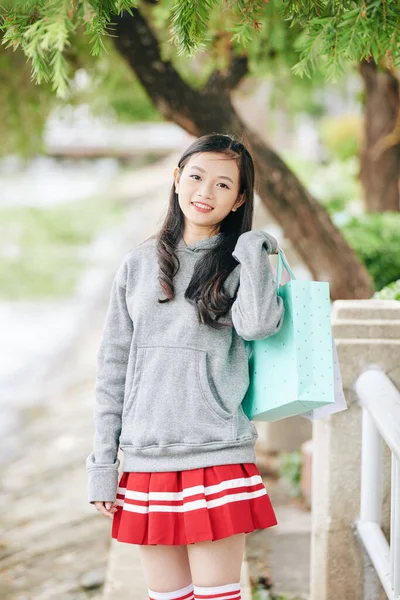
[93,500,118,518]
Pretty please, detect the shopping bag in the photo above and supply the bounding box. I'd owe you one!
[297,334,348,421]
[241,248,336,422]
[269,249,347,421]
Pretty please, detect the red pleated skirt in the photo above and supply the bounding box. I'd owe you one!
[111,462,277,545]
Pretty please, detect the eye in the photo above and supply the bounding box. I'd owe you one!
[189,175,229,189]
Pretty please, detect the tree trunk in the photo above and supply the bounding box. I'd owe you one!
[360,59,400,212]
[111,8,373,300]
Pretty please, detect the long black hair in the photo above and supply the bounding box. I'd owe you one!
[156,132,255,329]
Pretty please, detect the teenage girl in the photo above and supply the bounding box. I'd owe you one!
[86,133,285,600]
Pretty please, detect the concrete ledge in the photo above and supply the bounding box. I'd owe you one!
[310,299,399,599]
[332,299,400,320]
[333,319,400,339]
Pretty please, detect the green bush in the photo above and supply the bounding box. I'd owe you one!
[278,451,302,498]
[340,212,400,292]
[373,279,400,300]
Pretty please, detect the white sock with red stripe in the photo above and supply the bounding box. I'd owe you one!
[148,582,194,600]
[193,582,241,600]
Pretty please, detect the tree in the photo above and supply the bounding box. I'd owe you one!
[359,58,400,212]
[3,1,399,297]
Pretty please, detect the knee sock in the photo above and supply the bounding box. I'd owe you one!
[148,582,194,600]
[193,582,241,600]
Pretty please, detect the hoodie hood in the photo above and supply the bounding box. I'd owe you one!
[176,232,225,253]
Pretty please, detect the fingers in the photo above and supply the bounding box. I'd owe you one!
[93,501,119,519]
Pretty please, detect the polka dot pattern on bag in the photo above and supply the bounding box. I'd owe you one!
[246,280,335,417]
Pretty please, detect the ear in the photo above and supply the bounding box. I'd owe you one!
[232,192,246,212]
[173,166,180,191]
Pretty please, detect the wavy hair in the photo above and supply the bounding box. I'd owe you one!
[155,132,255,329]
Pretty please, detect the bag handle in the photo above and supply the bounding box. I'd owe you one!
[276,248,296,286]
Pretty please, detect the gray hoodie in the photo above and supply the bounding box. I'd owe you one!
[86,229,284,503]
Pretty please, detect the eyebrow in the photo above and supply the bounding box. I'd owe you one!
[189,165,234,185]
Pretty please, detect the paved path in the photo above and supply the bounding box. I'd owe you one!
[245,468,311,600]
[0,302,111,600]
[0,154,179,599]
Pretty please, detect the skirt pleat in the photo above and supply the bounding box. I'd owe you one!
[111,462,277,545]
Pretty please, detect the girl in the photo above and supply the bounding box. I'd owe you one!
[86,133,285,600]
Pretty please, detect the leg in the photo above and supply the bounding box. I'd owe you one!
[139,544,193,593]
[187,533,245,591]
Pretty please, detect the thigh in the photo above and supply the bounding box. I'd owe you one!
[187,533,246,586]
[138,544,192,591]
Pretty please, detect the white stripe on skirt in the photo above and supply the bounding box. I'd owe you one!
[116,483,267,513]
[117,474,265,502]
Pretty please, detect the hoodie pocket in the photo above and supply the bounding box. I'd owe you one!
[120,345,235,448]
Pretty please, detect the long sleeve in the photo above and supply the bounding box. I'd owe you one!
[231,229,285,341]
[86,258,133,503]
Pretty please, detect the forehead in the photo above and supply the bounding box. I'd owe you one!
[186,152,239,180]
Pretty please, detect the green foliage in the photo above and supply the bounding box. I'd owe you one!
[341,212,400,292]
[373,279,400,300]
[2,0,400,99]
[278,450,302,498]
[0,0,366,154]
[281,1,400,80]
[169,0,270,57]
[0,44,56,156]
[163,0,400,80]
[373,280,400,300]
[0,0,328,152]
[153,0,326,116]
[319,115,362,161]
[168,0,217,56]
[0,1,137,97]
[0,194,128,299]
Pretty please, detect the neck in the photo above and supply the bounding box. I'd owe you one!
[182,226,220,247]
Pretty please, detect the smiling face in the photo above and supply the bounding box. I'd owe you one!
[174,152,246,238]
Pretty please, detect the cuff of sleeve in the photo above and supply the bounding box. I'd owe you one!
[232,229,278,259]
[86,456,120,504]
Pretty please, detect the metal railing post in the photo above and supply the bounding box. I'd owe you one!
[354,367,400,600]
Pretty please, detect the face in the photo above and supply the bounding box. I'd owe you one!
[173,152,246,235]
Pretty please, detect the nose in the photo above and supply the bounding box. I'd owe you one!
[198,184,213,199]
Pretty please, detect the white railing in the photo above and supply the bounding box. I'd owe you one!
[354,368,400,600]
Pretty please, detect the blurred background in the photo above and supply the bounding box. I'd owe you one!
[0,2,399,600]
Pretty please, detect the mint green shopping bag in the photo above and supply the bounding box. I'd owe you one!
[241,249,335,422]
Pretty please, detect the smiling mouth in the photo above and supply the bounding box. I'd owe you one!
[191,202,214,210]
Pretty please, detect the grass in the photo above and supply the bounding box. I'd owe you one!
[0,195,129,300]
